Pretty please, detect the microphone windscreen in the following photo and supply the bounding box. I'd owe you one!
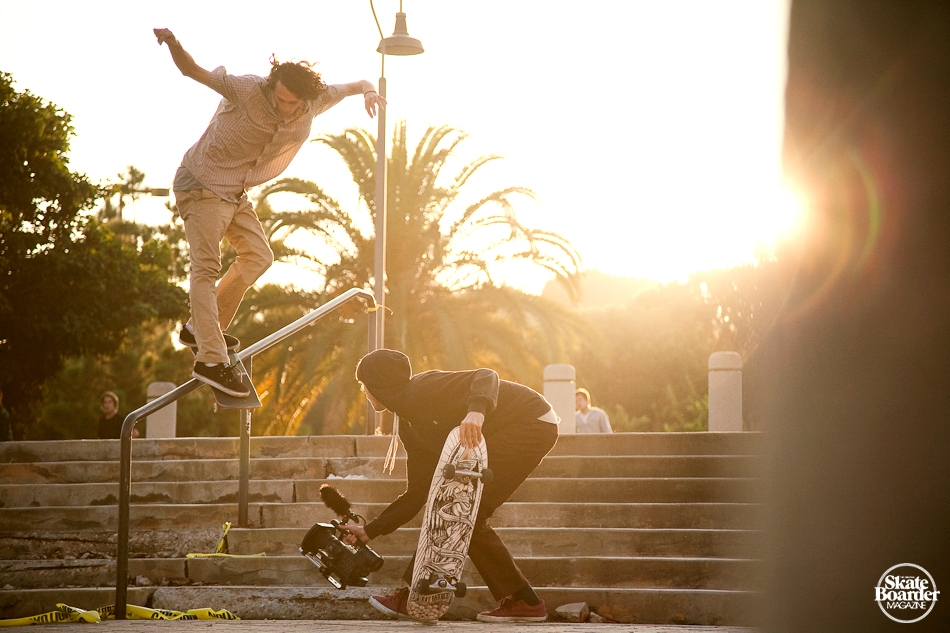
[319,484,352,517]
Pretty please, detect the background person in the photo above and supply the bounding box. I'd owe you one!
[97,391,138,439]
[339,349,559,623]
[575,388,613,433]
[153,27,385,397]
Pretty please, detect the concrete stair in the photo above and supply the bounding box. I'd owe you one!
[0,433,763,624]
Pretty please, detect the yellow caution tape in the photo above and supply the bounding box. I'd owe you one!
[0,610,70,626]
[0,602,240,625]
[215,521,231,554]
[56,604,100,623]
[0,604,97,626]
[93,603,196,620]
[118,605,239,621]
[185,608,240,620]
[126,605,198,620]
[185,521,264,558]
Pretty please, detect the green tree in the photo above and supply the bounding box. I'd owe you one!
[0,74,187,438]
[227,122,585,435]
[34,173,235,440]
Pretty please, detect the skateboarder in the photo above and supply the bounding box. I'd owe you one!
[339,349,559,622]
[154,27,385,397]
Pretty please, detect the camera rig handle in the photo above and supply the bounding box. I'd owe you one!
[331,511,365,528]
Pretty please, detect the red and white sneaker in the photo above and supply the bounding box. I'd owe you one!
[369,587,413,620]
[476,597,548,622]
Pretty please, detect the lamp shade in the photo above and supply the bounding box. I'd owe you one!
[377,12,424,55]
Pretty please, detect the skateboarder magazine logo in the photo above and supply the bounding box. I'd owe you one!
[874,563,939,623]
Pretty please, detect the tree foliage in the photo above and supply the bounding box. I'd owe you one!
[0,74,187,438]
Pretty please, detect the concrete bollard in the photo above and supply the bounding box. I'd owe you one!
[146,381,177,438]
[708,352,742,432]
[544,364,576,434]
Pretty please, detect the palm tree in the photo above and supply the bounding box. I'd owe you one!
[232,122,584,435]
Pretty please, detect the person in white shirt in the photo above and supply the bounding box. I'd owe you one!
[575,388,613,433]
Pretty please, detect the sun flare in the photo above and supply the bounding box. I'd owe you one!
[768,180,809,244]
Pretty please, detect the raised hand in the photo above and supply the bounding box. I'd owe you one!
[363,91,387,118]
[153,28,178,47]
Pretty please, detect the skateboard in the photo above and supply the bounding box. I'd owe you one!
[406,426,493,622]
[209,351,262,410]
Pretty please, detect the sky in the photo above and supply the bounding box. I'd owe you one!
[1,0,796,292]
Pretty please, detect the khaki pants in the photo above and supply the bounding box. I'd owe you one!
[175,189,274,364]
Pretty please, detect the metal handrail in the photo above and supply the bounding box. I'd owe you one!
[114,287,376,618]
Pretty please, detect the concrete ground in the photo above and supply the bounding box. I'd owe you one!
[3,621,756,632]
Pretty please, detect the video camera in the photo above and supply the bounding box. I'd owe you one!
[299,484,384,589]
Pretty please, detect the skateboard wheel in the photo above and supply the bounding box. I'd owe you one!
[480,468,493,484]
[442,464,456,479]
[414,578,428,593]
[455,582,467,598]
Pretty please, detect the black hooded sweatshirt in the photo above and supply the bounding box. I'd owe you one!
[362,368,553,539]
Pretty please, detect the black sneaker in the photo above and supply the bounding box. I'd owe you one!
[193,362,250,397]
[179,326,240,351]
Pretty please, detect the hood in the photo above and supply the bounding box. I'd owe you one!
[356,349,412,412]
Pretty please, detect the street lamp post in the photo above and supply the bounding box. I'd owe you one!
[366,1,423,433]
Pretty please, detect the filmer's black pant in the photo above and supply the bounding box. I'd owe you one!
[402,419,559,600]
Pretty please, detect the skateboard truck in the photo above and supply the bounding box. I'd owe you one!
[442,463,493,484]
[415,573,467,598]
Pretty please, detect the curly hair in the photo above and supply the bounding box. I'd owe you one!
[266,55,327,101]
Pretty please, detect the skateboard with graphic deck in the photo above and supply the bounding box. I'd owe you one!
[406,426,493,622]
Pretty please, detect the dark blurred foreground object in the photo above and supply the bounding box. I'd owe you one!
[764,0,950,630]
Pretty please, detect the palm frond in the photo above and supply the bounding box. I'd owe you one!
[233,121,586,435]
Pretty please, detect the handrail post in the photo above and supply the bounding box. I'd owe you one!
[366,309,377,435]
[115,413,134,619]
[238,357,252,527]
